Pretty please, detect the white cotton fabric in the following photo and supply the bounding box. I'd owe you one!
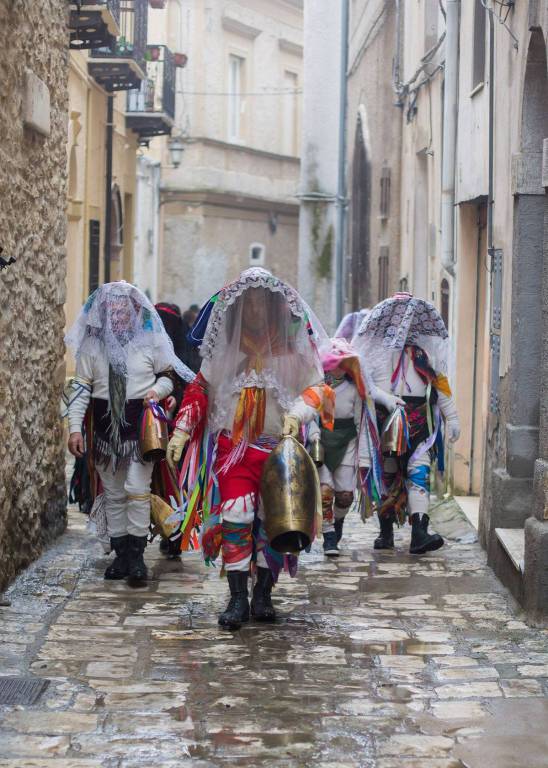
[68,349,173,434]
[96,460,154,537]
[367,346,458,426]
[318,463,356,492]
[309,380,367,467]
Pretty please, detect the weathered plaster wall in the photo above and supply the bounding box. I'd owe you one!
[156,0,303,309]
[346,0,402,309]
[297,0,342,331]
[0,0,68,590]
[160,198,299,308]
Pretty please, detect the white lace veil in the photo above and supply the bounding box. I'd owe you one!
[65,281,195,382]
[199,268,327,431]
[334,309,369,342]
[354,293,450,374]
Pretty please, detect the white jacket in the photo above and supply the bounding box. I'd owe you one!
[68,349,173,434]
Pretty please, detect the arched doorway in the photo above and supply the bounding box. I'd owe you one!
[350,113,371,308]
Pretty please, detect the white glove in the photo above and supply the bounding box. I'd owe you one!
[167,429,190,469]
[447,418,461,443]
[282,414,300,437]
[375,389,406,412]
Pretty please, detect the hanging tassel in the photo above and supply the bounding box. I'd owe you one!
[381,405,409,456]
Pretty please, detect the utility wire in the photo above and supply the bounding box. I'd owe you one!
[180,88,303,96]
[480,0,518,50]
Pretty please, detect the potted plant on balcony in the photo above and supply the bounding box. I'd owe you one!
[174,52,188,68]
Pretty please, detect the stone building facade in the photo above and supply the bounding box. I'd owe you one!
[298,0,402,333]
[136,0,304,310]
[0,0,69,590]
[336,0,548,622]
[477,1,548,625]
[345,0,402,314]
[65,1,151,374]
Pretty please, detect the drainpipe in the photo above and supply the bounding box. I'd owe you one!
[440,0,459,276]
[104,94,114,283]
[335,0,350,323]
[487,11,495,256]
[469,203,485,495]
[393,0,402,104]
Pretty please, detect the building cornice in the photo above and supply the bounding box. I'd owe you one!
[221,14,262,39]
[159,188,299,216]
[278,38,303,57]
[190,136,300,164]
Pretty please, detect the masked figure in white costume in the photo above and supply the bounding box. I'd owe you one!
[354,293,460,554]
[167,268,332,629]
[66,282,194,585]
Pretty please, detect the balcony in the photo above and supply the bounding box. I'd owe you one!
[88,0,147,92]
[126,45,175,140]
[68,1,120,50]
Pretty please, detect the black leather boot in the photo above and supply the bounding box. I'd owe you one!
[104,535,129,580]
[159,537,170,555]
[409,513,444,554]
[218,571,250,630]
[251,567,276,622]
[334,517,344,544]
[126,534,148,587]
[374,515,395,550]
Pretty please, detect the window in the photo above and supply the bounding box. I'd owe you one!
[441,278,450,329]
[228,54,244,142]
[472,0,486,89]
[282,70,299,155]
[167,0,183,52]
[378,246,389,300]
[380,166,391,219]
[88,219,100,293]
[110,186,124,262]
[249,242,265,266]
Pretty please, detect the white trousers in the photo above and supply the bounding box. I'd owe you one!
[96,460,153,538]
[318,463,356,492]
[384,453,431,519]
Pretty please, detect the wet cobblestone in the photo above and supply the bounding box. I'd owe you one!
[1,508,547,767]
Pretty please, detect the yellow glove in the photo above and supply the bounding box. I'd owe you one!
[167,429,190,470]
[282,414,300,438]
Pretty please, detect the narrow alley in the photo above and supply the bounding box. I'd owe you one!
[1,506,547,767]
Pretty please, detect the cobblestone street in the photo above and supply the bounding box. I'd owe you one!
[1,507,548,768]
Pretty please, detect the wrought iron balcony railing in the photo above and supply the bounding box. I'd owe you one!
[88,0,148,91]
[126,45,175,139]
[68,0,121,49]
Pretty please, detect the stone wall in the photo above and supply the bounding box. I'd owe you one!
[0,0,69,590]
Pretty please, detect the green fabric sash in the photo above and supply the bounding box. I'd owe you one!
[320,417,357,472]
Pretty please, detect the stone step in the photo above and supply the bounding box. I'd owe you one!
[454,496,480,530]
[495,527,525,573]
